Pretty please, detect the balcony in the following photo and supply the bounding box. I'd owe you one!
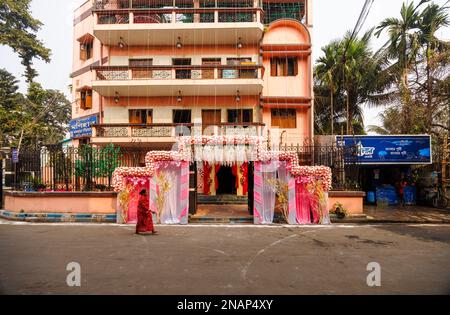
[91,64,263,97]
[92,1,264,46]
[91,123,265,145]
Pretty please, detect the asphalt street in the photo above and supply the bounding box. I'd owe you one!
[0,220,449,294]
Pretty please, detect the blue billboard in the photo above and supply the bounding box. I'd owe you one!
[337,135,432,165]
[69,115,98,139]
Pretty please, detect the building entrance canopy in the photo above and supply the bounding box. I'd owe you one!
[113,136,332,225]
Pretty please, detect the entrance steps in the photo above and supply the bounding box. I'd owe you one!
[189,216,253,224]
[197,194,248,205]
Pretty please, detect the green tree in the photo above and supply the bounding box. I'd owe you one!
[75,144,122,191]
[315,41,341,135]
[0,69,28,146]
[374,0,429,132]
[418,2,449,133]
[373,0,449,136]
[0,0,51,83]
[18,82,71,147]
[314,30,386,135]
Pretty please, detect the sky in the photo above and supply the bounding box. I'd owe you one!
[0,0,449,130]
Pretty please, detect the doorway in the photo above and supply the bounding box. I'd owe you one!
[216,166,236,195]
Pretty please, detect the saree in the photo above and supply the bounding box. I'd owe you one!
[136,194,155,233]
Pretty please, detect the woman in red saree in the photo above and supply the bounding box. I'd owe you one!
[136,189,157,235]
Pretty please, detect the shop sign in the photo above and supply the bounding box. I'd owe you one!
[337,135,432,165]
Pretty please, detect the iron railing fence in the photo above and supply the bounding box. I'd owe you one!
[11,145,148,192]
[10,143,359,192]
[278,142,360,191]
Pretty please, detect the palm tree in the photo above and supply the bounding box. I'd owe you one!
[375,0,430,131]
[315,41,341,135]
[418,2,449,128]
[314,29,385,135]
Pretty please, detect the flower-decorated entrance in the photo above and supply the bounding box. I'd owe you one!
[112,136,332,225]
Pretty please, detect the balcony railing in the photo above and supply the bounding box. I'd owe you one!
[93,0,258,11]
[92,123,265,139]
[92,65,262,81]
[93,6,263,25]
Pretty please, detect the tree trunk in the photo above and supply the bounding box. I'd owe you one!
[426,44,433,133]
[330,87,334,135]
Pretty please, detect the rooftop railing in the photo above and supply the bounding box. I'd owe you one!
[92,0,263,25]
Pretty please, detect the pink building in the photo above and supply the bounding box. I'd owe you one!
[71,0,313,197]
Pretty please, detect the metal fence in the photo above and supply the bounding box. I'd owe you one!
[278,143,360,191]
[10,145,148,192]
[9,143,358,192]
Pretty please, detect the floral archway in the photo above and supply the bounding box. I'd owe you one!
[112,136,332,225]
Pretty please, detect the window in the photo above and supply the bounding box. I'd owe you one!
[80,40,93,61]
[173,110,192,124]
[271,109,297,129]
[129,109,153,124]
[173,58,192,79]
[227,109,253,123]
[80,90,92,110]
[270,57,298,77]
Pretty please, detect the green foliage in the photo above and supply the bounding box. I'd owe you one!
[0,69,27,145]
[315,0,449,139]
[75,144,122,190]
[373,0,449,136]
[0,73,71,147]
[314,30,387,135]
[0,0,51,83]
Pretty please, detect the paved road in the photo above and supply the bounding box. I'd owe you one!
[0,220,449,294]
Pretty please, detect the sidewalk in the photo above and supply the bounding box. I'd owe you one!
[337,205,450,224]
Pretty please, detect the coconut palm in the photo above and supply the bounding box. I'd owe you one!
[314,40,341,135]
[418,2,449,129]
[315,29,385,135]
[374,0,430,131]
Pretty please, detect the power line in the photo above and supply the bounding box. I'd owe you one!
[342,0,375,135]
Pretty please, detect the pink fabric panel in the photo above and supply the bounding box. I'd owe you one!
[254,191,263,204]
[180,189,189,200]
[180,174,189,185]
[179,206,188,220]
[254,174,263,186]
[295,182,311,224]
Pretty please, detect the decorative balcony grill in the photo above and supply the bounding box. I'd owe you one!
[93,65,261,81]
[93,123,265,139]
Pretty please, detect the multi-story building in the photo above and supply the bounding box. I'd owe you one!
[71,0,313,197]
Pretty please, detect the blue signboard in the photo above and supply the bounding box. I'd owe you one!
[337,135,432,165]
[12,148,19,163]
[69,115,98,139]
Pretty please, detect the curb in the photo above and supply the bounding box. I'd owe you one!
[0,210,116,223]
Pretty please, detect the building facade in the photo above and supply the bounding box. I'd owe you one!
[71,0,313,197]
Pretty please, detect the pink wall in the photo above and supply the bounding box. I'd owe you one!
[327,192,366,215]
[104,95,259,108]
[4,192,117,214]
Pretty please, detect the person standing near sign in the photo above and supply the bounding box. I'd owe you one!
[398,177,408,207]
